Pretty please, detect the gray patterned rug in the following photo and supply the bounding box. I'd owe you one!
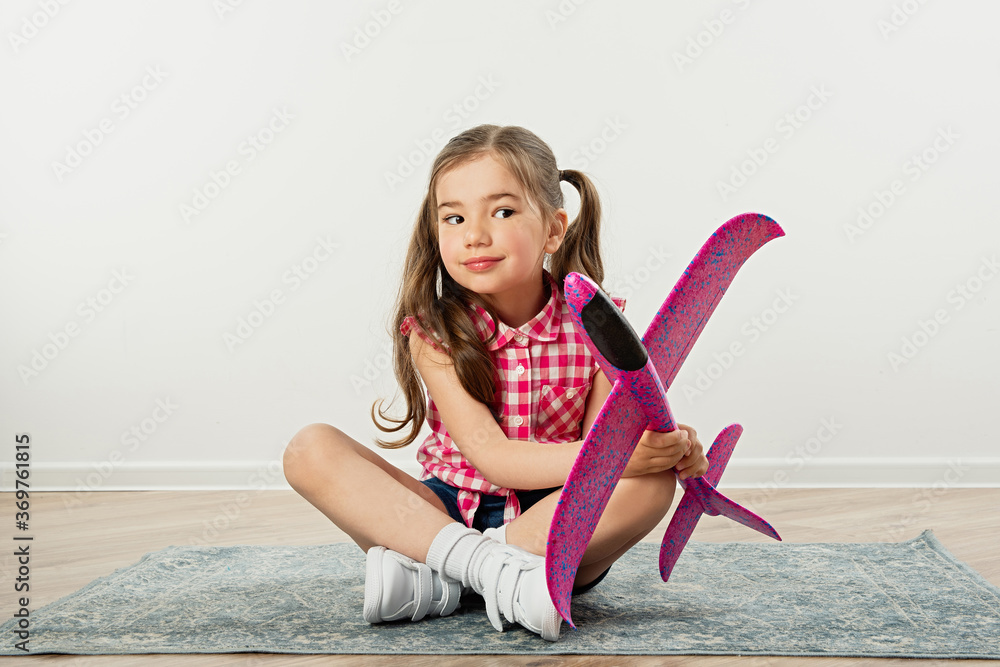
[3,530,999,657]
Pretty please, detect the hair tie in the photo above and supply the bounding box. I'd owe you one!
[558,169,567,181]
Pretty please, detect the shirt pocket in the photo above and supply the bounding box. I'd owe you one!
[535,378,591,443]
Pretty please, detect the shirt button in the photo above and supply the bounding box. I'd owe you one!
[566,388,577,398]
[512,416,523,426]
[516,365,525,375]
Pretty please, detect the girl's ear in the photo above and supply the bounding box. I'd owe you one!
[545,208,569,254]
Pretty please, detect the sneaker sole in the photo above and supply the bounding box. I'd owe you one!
[363,546,386,623]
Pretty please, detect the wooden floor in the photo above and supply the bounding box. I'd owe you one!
[2,488,998,666]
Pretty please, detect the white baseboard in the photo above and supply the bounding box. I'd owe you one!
[0,461,289,492]
[714,457,999,488]
[2,457,998,492]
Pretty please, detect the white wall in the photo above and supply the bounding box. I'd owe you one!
[1,0,998,492]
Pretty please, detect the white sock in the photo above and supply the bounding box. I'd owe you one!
[426,522,491,591]
[483,524,506,544]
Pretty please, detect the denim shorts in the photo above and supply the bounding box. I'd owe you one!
[421,476,610,595]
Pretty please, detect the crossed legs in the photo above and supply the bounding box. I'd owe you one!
[282,422,677,590]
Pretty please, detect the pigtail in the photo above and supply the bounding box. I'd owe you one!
[549,169,604,287]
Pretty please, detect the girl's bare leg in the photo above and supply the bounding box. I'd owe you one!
[505,469,677,588]
[282,423,454,560]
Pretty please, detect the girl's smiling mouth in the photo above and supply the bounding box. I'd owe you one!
[463,256,503,271]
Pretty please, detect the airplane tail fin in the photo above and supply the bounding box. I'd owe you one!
[681,425,782,541]
[695,482,782,541]
[704,423,741,487]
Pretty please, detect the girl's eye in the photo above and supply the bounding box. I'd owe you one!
[494,208,515,219]
[442,215,464,225]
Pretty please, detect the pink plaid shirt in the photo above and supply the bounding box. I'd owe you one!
[401,273,625,527]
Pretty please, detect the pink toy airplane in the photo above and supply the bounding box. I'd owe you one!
[546,212,784,627]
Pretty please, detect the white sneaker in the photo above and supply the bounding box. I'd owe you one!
[363,546,462,623]
[425,522,562,641]
[480,543,562,641]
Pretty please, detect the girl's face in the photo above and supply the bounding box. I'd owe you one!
[435,153,566,320]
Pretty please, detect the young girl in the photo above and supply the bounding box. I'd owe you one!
[283,124,708,641]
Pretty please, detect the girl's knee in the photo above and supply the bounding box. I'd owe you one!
[618,470,676,521]
[282,423,347,485]
[651,469,678,513]
[652,469,678,507]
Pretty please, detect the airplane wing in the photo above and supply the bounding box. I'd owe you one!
[658,488,703,582]
[545,376,646,627]
[641,213,785,389]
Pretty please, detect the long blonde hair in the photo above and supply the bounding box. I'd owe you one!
[373,124,605,448]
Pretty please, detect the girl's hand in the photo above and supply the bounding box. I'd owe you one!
[622,425,691,478]
[621,423,708,480]
[673,423,708,481]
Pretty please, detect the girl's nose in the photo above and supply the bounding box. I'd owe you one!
[463,215,491,246]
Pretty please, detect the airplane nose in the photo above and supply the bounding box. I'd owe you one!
[563,271,598,302]
[580,288,648,372]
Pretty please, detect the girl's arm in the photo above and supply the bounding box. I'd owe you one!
[579,364,613,437]
[410,333,611,490]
